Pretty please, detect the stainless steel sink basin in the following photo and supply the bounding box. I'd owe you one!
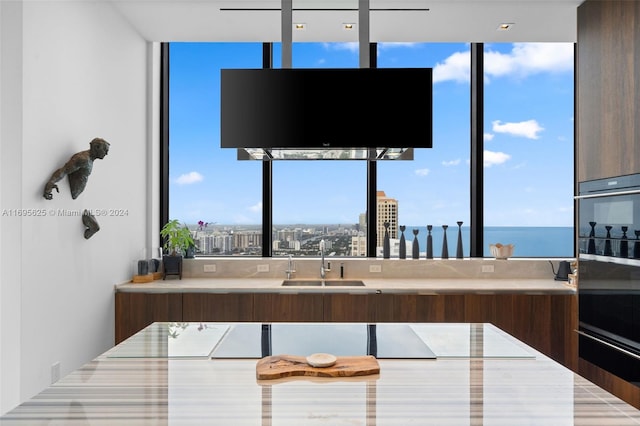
[281,279,365,287]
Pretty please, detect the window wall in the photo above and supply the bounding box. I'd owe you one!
[377,43,470,257]
[483,43,574,257]
[168,43,263,255]
[166,41,575,258]
[272,43,366,257]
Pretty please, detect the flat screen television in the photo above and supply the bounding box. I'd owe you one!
[220,68,432,149]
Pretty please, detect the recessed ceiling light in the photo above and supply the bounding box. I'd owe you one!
[343,23,355,30]
[497,23,514,31]
[294,23,306,30]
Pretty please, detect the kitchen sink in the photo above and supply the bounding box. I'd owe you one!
[281,279,365,287]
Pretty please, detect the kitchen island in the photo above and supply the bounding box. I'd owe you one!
[1,321,638,425]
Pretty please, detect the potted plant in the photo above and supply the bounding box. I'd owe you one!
[160,219,195,279]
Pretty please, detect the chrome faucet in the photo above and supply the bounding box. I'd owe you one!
[286,254,295,280]
[319,239,326,280]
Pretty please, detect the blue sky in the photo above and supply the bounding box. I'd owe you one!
[169,42,574,227]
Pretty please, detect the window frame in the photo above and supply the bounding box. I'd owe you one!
[160,41,575,259]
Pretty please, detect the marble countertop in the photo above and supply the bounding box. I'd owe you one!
[1,322,638,425]
[116,277,576,294]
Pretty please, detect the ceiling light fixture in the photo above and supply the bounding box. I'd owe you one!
[497,23,514,31]
[343,23,355,30]
[294,23,306,30]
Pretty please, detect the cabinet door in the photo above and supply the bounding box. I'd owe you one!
[577,0,640,181]
[182,293,253,322]
[375,294,463,322]
[323,293,377,322]
[115,292,183,344]
[253,293,323,322]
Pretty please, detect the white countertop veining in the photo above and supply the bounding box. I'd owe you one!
[116,277,576,294]
[3,322,639,425]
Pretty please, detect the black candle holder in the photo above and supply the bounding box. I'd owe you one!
[620,226,629,258]
[604,225,613,256]
[399,225,406,259]
[412,229,420,259]
[634,230,640,259]
[587,221,596,254]
[426,225,433,259]
[383,222,390,259]
[456,221,464,259]
[441,225,449,259]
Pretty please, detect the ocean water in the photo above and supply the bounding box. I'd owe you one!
[404,226,574,258]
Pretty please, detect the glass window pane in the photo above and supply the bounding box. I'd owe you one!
[169,42,263,256]
[377,43,470,258]
[483,43,574,257]
[272,43,363,258]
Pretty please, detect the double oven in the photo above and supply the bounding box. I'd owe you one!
[577,173,640,386]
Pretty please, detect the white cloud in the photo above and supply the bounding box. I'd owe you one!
[485,43,574,80]
[433,51,470,83]
[323,42,359,53]
[484,133,495,141]
[415,168,430,176]
[492,119,544,139]
[175,171,203,185]
[249,202,262,213]
[484,150,511,168]
[434,42,573,84]
[442,159,461,166]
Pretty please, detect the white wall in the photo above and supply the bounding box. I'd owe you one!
[0,0,153,413]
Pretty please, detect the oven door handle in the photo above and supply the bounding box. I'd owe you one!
[577,330,640,361]
[575,189,640,199]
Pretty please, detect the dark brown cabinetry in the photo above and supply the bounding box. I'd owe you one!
[576,0,640,409]
[115,292,183,344]
[182,293,253,322]
[323,293,377,322]
[253,293,323,322]
[577,1,640,181]
[115,291,576,370]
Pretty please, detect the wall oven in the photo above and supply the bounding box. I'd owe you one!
[577,173,640,386]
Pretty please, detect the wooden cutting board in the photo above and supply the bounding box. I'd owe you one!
[256,354,379,380]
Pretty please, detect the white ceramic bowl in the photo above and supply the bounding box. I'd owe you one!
[489,243,514,259]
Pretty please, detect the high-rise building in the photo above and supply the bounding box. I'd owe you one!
[358,213,367,234]
[351,233,367,256]
[376,191,398,249]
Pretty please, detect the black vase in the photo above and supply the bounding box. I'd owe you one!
[456,221,464,259]
[634,230,640,259]
[604,226,613,256]
[441,225,449,259]
[383,222,390,259]
[587,221,597,254]
[426,225,433,259]
[399,226,406,259]
[620,226,629,258]
[412,229,420,259]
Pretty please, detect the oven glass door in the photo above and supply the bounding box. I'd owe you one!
[578,191,640,263]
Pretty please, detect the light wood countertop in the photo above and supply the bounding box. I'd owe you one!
[116,277,576,294]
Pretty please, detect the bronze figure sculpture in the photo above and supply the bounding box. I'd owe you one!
[43,138,110,239]
[43,138,110,200]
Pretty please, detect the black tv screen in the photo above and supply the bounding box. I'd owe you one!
[220,68,432,149]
